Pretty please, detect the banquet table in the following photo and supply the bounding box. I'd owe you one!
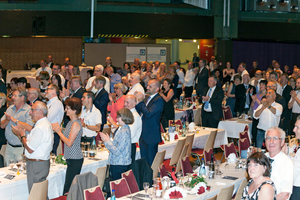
[218,118,252,143]
[6,70,36,83]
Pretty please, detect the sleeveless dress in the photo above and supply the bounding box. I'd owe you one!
[226,83,236,117]
[64,119,83,159]
[161,89,175,130]
[241,179,277,200]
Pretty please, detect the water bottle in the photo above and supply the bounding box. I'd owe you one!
[111,189,116,200]
[90,136,97,156]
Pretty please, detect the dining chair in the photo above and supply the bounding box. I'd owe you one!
[121,170,139,194]
[168,119,183,129]
[168,138,186,166]
[185,133,195,157]
[180,156,193,176]
[110,178,131,198]
[26,76,39,88]
[95,165,107,188]
[176,143,189,173]
[194,108,202,126]
[151,150,166,178]
[222,105,233,120]
[244,125,249,133]
[224,142,238,159]
[233,179,248,200]
[83,186,105,200]
[216,184,234,200]
[207,194,217,200]
[239,131,251,147]
[158,163,169,177]
[28,179,48,200]
[204,148,216,165]
[238,138,250,154]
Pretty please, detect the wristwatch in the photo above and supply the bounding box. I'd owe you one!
[268,105,271,109]
[16,120,19,124]
[20,136,25,140]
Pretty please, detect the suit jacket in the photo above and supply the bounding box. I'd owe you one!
[0,79,7,95]
[235,84,256,113]
[195,67,209,96]
[135,93,164,144]
[94,88,109,128]
[282,85,292,120]
[201,86,224,121]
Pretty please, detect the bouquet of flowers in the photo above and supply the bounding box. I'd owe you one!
[55,154,67,165]
[184,174,207,188]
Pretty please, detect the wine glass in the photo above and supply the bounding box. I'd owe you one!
[16,159,22,175]
[143,182,150,195]
[9,159,15,171]
[50,153,56,166]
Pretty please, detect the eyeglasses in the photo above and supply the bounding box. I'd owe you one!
[45,88,54,91]
[12,94,21,97]
[265,136,282,142]
[31,108,41,112]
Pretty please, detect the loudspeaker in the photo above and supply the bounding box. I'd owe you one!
[32,16,46,34]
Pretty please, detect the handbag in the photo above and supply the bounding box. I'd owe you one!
[102,164,113,197]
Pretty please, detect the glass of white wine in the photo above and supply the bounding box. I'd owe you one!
[9,159,15,171]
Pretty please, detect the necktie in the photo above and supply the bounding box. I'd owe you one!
[146,96,151,105]
[268,157,274,176]
[204,88,212,109]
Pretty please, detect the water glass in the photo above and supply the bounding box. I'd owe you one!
[143,182,150,194]
[9,159,15,170]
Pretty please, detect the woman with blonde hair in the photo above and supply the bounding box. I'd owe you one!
[157,62,167,82]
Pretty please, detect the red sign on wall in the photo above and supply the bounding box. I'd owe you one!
[200,39,215,62]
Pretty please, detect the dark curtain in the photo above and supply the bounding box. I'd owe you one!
[232,41,300,72]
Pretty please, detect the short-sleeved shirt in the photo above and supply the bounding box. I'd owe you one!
[79,105,102,137]
[1,103,34,145]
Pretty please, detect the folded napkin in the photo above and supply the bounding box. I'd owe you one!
[197,186,205,195]
[169,190,183,199]
[206,186,211,191]
[174,134,179,140]
[228,153,237,163]
[189,122,195,130]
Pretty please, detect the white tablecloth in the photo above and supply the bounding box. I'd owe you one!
[6,70,36,83]
[218,118,253,143]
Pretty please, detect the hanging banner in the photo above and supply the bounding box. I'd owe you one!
[126,47,146,62]
[147,47,166,62]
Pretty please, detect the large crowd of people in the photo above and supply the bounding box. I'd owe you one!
[2,54,300,199]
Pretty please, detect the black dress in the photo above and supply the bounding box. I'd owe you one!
[0,105,7,149]
[161,89,175,131]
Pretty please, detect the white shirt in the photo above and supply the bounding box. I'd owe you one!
[47,96,64,125]
[47,62,53,68]
[184,69,195,87]
[25,117,54,160]
[276,82,283,95]
[152,67,159,76]
[289,90,300,113]
[36,66,52,77]
[289,149,300,187]
[209,62,214,71]
[176,69,185,88]
[266,151,293,195]
[203,86,216,112]
[79,105,102,137]
[128,83,145,96]
[129,108,142,143]
[59,73,65,87]
[253,101,283,131]
[86,76,110,94]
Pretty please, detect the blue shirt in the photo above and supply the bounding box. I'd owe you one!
[110,73,122,92]
[105,124,131,165]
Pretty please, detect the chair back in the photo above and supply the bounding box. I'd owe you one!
[194,108,202,126]
[204,148,216,165]
[222,106,233,120]
[180,156,193,176]
[168,120,183,129]
[121,170,139,194]
[216,184,234,200]
[224,142,238,159]
[185,134,195,157]
[158,163,169,177]
[169,138,186,166]
[176,143,189,173]
[95,166,107,188]
[204,130,217,151]
[0,145,6,167]
[233,179,248,200]
[28,179,48,200]
[110,178,131,198]
[160,123,165,133]
[80,67,92,83]
[207,194,217,200]
[239,131,250,147]
[83,186,105,200]
[151,150,166,178]
[239,138,250,152]
[243,125,249,132]
[26,76,39,88]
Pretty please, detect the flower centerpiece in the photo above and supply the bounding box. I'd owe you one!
[184,174,207,188]
[55,154,67,165]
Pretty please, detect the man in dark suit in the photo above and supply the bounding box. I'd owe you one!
[281,73,292,133]
[235,73,256,115]
[47,55,54,69]
[93,76,109,131]
[135,79,164,166]
[201,76,224,128]
[195,59,209,103]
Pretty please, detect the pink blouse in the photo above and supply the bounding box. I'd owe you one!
[107,95,126,122]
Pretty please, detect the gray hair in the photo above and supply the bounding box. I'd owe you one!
[0,92,6,106]
[95,64,104,71]
[114,83,126,94]
[35,101,48,116]
[14,87,27,102]
[131,73,141,81]
[265,127,286,139]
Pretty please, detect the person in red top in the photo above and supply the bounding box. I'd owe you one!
[107,83,126,121]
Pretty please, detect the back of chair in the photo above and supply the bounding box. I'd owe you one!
[169,138,186,166]
[28,179,48,200]
[110,178,131,198]
[204,130,217,151]
[185,134,195,157]
[194,108,202,126]
[207,194,217,200]
[216,184,234,200]
[176,143,189,173]
[84,186,105,200]
[160,123,165,133]
[158,163,169,178]
[239,138,250,152]
[224,143,238,158]
[244,125,249,132]
[180,156,193,176]
[151,150,166,178]
[239,131,250,147]
[121,170,139,194]
[222,106,233,120]
[233,179,248,200]
[26,76,39,88]
[204,148,216,165]
[95,166,107,188]
[0,145,6,167]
